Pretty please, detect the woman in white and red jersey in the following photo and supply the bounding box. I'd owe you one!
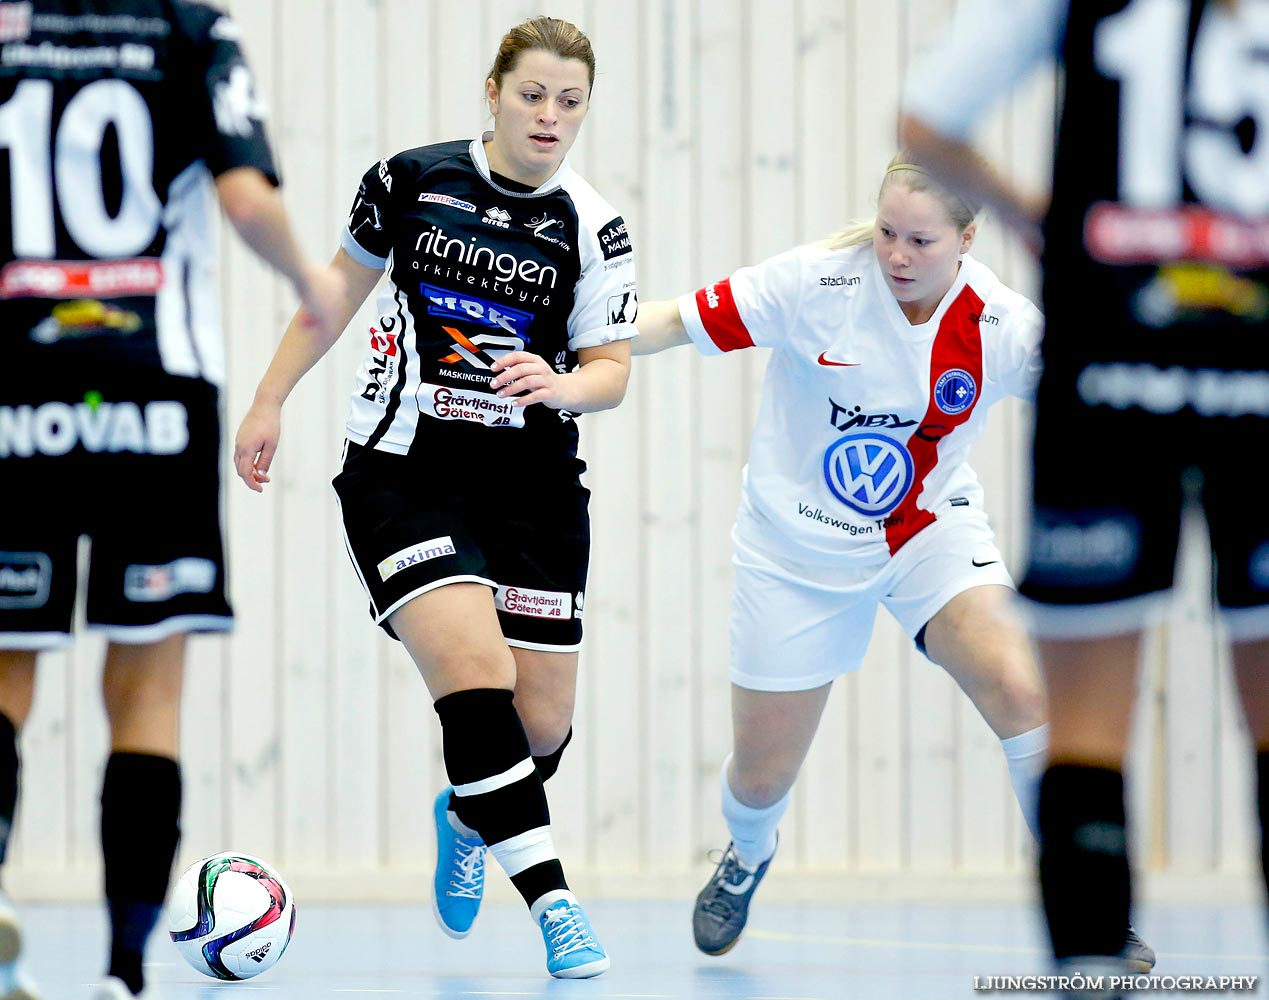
[634,153,1153,967]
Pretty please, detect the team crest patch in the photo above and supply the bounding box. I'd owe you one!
[934,369,977,415]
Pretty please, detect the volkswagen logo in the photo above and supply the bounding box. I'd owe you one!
[822,433,913,516]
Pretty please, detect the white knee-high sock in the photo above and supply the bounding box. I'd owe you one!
[720,754,790,868]
[1001,723,1049,841]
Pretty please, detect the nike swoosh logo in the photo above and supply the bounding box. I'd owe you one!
[719,875,755,895]
[971,559,999,568]
[817,352,860,367]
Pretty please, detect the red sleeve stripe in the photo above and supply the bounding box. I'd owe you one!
[694,279,753,352]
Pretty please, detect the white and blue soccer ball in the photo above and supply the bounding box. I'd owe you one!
[167,852,296,980]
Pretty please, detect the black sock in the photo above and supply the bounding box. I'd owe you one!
[102,752,182,995]
[1039,764,1130,960]
[434,688,567,908]
[1258,751,1268,906]
[0,713,18,870]
[448,726,574,819]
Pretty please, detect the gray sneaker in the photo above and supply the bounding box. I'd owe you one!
[1121,925,1155,973]
[691,840,775,956]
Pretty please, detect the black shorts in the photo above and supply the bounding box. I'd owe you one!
[331,442,590,650]
[1018,361,1269,639]
[0,372,232,648]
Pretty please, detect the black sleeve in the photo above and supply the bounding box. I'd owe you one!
[168,0,280,184]
[340,156,404,267]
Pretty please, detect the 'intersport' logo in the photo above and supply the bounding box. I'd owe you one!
[377,536,456,582]
[822,432,913,516]
[0,400,189,457]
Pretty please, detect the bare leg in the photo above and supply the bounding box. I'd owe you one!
[922,585,1047,739]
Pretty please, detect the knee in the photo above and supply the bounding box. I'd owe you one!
[992,662,1047,721]
[430,646,518,695]
[970,657,1047,735]
[727,760,795,809]
[520,707,573,757]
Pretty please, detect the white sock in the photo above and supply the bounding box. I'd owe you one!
[1000,723,1049,840]
[530,888,577,922]
[720,753,790,868]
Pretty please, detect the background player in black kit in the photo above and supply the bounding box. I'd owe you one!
[0,2,344,999]
[234,16,636,980]
[901,0,1269,990]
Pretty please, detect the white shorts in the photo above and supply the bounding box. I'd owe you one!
[729,510,1015,692]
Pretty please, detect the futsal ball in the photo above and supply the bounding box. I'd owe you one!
[167,852,296,980]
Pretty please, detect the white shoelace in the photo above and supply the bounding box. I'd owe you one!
[542,904,599,957]
[447,841,486,898]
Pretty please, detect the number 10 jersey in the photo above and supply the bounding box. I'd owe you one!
[0,0,279,387]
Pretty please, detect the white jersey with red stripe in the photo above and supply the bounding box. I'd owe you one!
[677,242,1043,566]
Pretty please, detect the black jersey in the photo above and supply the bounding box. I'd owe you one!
[905,0,1268,369]
[1048,0,1268,360]
[0,0,277,384]
[339,135,638,472]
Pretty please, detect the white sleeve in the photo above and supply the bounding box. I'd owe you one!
[567,214,638,351]
[676,246,806,356]
[902,0,1067,139]
[989,300,1045,401]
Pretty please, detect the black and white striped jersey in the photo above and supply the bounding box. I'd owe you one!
[0,0,277,385]
[339,135,638,468]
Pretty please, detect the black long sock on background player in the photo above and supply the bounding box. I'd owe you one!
[1259,751,1269,904]
[102,752,182,995]
[434,688,566,906]
[1038,764,1131,960]
[0,713,18,874]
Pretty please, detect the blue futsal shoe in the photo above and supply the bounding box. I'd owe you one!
[536,896,610,979]
[692,840,775,955]
[431,788,486,938]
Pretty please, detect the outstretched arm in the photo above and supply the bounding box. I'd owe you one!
[233,247,382,491]
[215,167,347,338]
[898,117,1047,255]
[631,298,691,356]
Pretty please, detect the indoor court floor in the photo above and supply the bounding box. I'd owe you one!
[24,897,1269,999]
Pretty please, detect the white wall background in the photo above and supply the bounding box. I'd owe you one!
[7,0,1259,901]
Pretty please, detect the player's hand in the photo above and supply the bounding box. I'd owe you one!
[233,401,282,492]
[294,264,348,340]
[490,351,568,409]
